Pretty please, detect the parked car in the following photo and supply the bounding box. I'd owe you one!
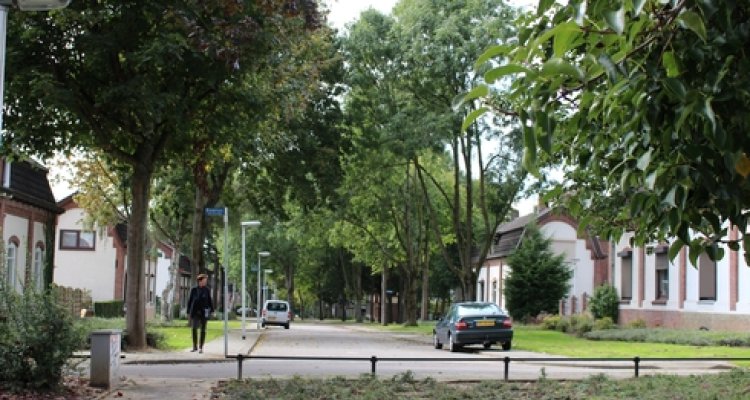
[261,300,291,329]
[433,302,513,352]
[235,306,256,317]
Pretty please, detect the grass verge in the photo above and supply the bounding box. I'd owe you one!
[214,369,750,399]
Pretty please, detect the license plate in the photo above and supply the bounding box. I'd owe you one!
[268,316,276,321]
[476,320,494,327]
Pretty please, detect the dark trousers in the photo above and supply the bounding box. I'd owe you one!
[191,316,207,349]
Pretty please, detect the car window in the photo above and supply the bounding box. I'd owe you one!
[267,302,287,312]
[457,303,504,316]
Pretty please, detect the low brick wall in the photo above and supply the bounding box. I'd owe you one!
[620,309,750,331]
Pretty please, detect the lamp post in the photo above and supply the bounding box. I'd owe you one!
[240,220,261,340]
[256,251,270,330]
[263,268,272,302]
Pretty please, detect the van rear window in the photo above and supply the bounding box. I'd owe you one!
[267,302,288,311]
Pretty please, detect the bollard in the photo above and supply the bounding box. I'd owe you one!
[503,356,510,381]
[633,356,640,377]
[237,354,244,380]
[370,355,377,376]
[90,329,121,389]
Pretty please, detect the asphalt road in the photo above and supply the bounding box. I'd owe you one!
[118,321,733,382]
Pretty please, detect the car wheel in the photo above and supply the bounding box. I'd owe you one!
[448,333,461,352]
[284,323,290,329]
[483,342,492,350]
[502,341,512,351]
[261,321,266,328]
[433,332,443,349]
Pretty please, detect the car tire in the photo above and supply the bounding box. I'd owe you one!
[261,321,266,328]
[284,323,290,329]
[448,333,461,352]
[483,342,492,350]
[502,341,512,351]
[433,332,443,349]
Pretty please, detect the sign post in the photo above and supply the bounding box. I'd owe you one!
[204,207,229,357]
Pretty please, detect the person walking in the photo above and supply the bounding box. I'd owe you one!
[187,273,214,353]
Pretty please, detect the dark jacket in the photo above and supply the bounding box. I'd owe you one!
[187,286,214,319]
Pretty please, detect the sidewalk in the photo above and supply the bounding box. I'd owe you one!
[92,327,263,400]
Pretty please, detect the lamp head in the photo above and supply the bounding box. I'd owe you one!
[3,0,71,11]
[258,251,270,257]
[241,220,261,228]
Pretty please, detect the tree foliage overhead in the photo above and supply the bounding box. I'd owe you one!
[503,223,571,321]
[476,0,750,264]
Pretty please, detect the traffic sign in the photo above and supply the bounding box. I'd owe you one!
[204,207,225,217]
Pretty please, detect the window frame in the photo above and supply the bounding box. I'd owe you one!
[59,229,96,250]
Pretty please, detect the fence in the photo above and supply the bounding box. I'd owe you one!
[225,354,750,381]
[52,285,92,317]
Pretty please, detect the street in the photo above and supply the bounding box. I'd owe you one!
[119,321,733,382]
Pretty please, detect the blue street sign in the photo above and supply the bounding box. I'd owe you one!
[204,207,225,217]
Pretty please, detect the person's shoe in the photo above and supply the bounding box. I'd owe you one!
[191,348,198,352]
[198,348,203,354]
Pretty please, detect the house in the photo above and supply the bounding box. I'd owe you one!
[613,228,750,331]
[477,207,610,314]
[54,195,188,319]
[0,158,62,292]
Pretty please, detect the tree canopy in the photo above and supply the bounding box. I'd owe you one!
[475,0,750,264]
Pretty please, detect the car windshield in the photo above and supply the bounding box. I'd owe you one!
[267,302,287,312]
[457,303,504,317]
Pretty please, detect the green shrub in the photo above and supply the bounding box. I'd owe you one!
[588,284,620,323]
[569,314,594,336]
[541,315,561,330]
[0,285,85,392]
[556,316,571,333]
[593,317,615,331]
[94,300,125,318]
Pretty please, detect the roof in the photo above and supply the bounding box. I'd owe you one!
[489,209,551,258]
[1,159,62,213]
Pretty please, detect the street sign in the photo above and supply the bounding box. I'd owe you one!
[204,207,225,217]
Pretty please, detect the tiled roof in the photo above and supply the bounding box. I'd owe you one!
[2,159,62,213]
[489,209,551,259]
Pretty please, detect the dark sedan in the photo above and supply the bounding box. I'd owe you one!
[433,302,513,352]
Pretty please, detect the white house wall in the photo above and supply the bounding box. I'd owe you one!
[541,221,595,303]
[54,208,117,302]
[615,229,750,331]
[4,214,29,291]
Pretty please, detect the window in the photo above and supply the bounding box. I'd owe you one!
[477,280,485,302]
[655,253,669,300]
[699,252,717,301]
[492,280,498,304]
[60,230,96,250]
[620,252,633,300]
[6,239,18,291]
[33,244,44,291]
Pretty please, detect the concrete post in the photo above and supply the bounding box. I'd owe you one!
[90,329,121,388]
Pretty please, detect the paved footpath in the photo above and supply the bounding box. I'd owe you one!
[90,327,261,400]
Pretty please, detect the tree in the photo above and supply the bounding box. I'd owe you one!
[5,0,320,349]
[476,0,750,264]
[503,224,571,321]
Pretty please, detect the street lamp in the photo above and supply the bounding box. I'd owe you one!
[240,220,261,340]
[0,1,71,137]
[256,251,270,330]
[263,268,272,302]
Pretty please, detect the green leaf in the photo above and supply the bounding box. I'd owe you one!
[603,6,625,35]
[636,148,653,170]
[541,58,584,80]
[677,10,707,42]
[485,64,535,83]
[668,208,680,231]
[688,240,702,267]
[663,186,677,207]
[462,107,488,132]
[662,51,680,78]
[703,97,716,133]
[453,85,488,110]
[475,45,511,69]
[633,0,647,15]
[663,78,686,100]
[645,170,657,189]
[537,0,555,15]
[597,54,618,82]
[668,238,684,261]
[522,146,539,176]
[553,22,581,58]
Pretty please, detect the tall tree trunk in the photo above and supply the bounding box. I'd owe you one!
[381,265,388,325]
[284,262,295,319]
[125,163,153,350]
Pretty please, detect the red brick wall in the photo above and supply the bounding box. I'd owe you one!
[620,309,750,331]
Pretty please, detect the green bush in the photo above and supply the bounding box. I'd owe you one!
[94,300,125,318]
[627,319,647,329]
[0,285,84,392]
[588,284,620,323]
[541,314,561,330]
[593,317,615,331]
[569,314,594,336]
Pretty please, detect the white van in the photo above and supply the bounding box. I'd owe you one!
[261,300,291,329]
